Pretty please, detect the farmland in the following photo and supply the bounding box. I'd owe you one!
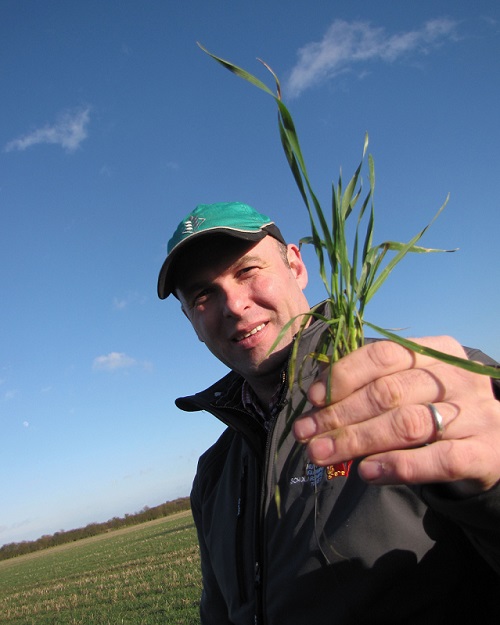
[0,511,202,624]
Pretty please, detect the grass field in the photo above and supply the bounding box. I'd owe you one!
[0,511,202,624]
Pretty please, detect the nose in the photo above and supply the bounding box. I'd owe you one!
[221,284,249,318]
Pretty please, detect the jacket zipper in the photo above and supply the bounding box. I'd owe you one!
[254,368,288,625]
[236,455,249,603]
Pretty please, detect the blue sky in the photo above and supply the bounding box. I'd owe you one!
[1,1,499,546]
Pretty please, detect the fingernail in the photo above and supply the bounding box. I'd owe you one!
[359,460,385,481]
[294,416,317,441]
[308,380,326,406]
[308,436,335,462]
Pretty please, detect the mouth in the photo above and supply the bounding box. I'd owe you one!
[233,322,267,343]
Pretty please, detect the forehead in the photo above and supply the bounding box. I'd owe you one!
[173,235,278,295]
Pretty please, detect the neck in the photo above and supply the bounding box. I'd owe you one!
[245,367,287,411]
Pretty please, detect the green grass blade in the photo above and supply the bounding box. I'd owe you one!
[197,42,276,97]
[364,321,500,378]
[363,195,452,304]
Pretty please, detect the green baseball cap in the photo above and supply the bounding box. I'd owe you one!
[157,202,286,299]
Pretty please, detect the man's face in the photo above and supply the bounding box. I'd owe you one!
[175,235,310,389]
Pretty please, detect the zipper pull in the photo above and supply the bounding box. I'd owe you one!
[254,561,261,586]
[254,562,262,625]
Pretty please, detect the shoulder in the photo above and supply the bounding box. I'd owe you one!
[191,426,245,508]
[197,427,237,474]
[175,370,244,412]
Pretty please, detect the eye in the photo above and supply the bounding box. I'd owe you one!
[239,265,259,277]
[192,288,212,308]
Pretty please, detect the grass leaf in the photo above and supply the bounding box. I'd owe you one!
[364,321,500,378]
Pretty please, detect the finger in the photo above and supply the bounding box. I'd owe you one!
[358,443,459,484]
[308,336,467,407]
[357,439,499,491]
[295,363,459,442]
[303,402,457,466]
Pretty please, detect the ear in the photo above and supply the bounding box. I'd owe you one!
[286,244,308,290]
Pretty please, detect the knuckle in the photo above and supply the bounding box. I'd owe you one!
[368,340,403,369]
[335,425,365,457]
[440,443,475,481]
[393,406,429,445]
[439,335,466,357]
[327,408,346,431]
[394,454,419,482]
[370,376,406,412]
[316,404,343,431]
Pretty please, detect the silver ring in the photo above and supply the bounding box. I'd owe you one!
[427,403,445,441]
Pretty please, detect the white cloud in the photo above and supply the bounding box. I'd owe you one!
[287,18,458,97]
[92,352,137,371]
[113,297,128,310]
[113,292,145,310]
[4,106,91,153]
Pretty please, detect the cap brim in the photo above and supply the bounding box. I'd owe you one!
[157,227,282,299]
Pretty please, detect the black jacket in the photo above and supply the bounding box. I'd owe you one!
[179,313,500,624]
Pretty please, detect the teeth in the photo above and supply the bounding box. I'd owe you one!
[237,323,266,341]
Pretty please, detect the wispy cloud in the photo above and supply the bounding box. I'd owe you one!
[92,352,152,372]
[4,106,91,153]
[112,292,145,310]
[93,352,137,371]
[287,18,459,97]
[113,297,128,311]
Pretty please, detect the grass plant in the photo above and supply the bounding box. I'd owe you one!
[199,43,500,412]
[0,512,201,625]
[198,46,500,525]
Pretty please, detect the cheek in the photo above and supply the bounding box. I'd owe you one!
[251,275,283,303]
[190,312,218,346]
[254,273,300,310]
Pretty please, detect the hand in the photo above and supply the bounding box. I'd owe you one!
[293,336,500,493]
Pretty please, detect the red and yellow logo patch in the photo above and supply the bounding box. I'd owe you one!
[326,460,353,479]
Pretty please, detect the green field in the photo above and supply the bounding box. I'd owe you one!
[0,511,202,624]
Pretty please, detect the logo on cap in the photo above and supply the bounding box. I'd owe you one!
[182,215,205,235]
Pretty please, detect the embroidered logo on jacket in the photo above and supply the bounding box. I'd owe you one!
[326,460,353,479]
[290,461,353,487]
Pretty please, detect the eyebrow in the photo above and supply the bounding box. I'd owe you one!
[179,253,265,300]
[236,253,263,266]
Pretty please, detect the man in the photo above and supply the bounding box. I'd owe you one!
[158,201,500,624]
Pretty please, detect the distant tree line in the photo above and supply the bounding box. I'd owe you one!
[0,497,190,562]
